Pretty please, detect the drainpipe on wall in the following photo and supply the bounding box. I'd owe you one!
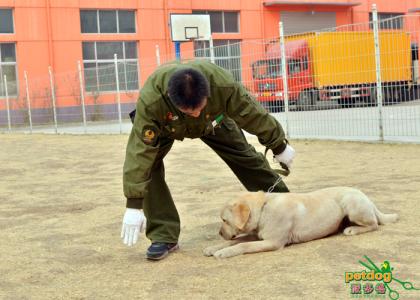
[45,0,54,69]
[260,1,266,41]
[163,0,170,61]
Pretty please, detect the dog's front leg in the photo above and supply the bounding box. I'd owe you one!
[203,240,241,256]
[213,240,283,259]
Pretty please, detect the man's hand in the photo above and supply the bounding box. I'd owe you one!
[274,144,295,169]
[121,208,146,246]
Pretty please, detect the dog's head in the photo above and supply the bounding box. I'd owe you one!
[219,201,251,240]
[218,192,266,240]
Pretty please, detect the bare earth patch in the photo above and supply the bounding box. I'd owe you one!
[1,133,419,299]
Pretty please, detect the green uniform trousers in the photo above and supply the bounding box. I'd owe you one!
[143,118,289,243]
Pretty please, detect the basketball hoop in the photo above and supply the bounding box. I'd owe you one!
[170,14,211,60]
[185,27,199,40]
[170,14,211,42]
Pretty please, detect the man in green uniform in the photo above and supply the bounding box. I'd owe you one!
[121,60,295,260]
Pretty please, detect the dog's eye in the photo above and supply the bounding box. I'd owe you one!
[222,219,227,223]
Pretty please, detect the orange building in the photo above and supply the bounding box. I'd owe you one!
[1,0,420,123]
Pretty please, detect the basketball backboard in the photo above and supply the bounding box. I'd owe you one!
[170,14,211,42]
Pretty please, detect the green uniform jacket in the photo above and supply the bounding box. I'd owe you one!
[123,60,287,209]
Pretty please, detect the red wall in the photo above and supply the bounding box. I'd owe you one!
[1,0,419,110]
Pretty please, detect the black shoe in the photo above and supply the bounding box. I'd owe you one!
[146,242,179,261]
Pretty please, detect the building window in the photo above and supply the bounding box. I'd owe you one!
[80,10,136,33]
[82,41,139,92]
[0,43,17,97]
[0,9,14,34]
[193,11,239,33]
[369,13,404,30]
[194,40,242,81]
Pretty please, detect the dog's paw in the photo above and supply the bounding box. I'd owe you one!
[213,248,240,259]
[203,246,219,256]
[344,226,360,236]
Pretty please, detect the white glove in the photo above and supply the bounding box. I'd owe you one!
[274,144,295,169]
[121,208,146,247]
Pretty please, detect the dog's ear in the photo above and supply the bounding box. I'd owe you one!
[231,202,251,230]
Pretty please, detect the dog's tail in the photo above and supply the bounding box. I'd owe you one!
[374,206,399,225]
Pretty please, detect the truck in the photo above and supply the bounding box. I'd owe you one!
[251,31,415,111]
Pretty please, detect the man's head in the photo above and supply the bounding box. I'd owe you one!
[168,68,209,117]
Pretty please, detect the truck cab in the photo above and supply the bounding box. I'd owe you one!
[251,40,313,112]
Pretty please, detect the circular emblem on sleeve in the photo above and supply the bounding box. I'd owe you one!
[141,125,158,146]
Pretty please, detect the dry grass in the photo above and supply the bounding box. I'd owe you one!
[1,133,419,299]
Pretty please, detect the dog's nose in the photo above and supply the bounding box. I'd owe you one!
[231,234,237,239]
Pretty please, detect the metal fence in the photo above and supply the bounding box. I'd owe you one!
[1,7,419,142]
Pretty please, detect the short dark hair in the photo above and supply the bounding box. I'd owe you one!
[168,68,210,109]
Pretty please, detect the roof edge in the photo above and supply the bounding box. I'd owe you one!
[263,1,361,7]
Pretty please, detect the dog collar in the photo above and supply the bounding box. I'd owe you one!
[255,196,269,232]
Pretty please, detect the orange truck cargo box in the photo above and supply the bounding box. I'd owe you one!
[288,31,412,88]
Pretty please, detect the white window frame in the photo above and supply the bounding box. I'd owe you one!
[193,10,239,33]
[82,41,139,93]
[221,11,240,33]
[0,43,18,98]
[80,9,137,34]
[0,8,15,35]
[194,39,242,81]
[369,12,404,30]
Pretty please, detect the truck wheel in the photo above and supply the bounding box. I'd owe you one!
[298,90,315,111]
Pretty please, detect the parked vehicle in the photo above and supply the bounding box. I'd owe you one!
[252,31,415,111]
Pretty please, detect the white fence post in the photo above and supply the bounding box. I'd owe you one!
[24,71,33,134]
[155,45,161,66]
[3,75,11,132]
[372,4,384,142]
[48,66,58,134]
[279,22,290,138]
[77,61,87,134]
[209,37,215,64]
[114,54,122,134]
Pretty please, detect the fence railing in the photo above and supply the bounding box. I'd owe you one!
[1,7,419,142]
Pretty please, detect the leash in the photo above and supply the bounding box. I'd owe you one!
[267,176,285,193]
[264,147,290,177]
[264,147,290,193]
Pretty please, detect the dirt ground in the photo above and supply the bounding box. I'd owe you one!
[1,133,419,300]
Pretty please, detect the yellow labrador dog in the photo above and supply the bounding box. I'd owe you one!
[204,187,398,259]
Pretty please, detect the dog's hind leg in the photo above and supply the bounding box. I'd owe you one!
[343,222,378,236]
[341,193,379,236]
[343,205,379,236]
